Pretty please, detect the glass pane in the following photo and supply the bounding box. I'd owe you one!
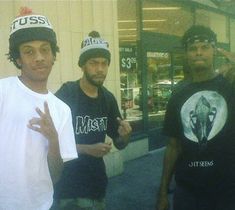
[118,0,144,133]
[195,9,229,43]
[147,51,172,129]
[173,52,185,83]
[118,0,137,45]
[120,46,143,132]
[142,1,193,37]
[230,18,235,51]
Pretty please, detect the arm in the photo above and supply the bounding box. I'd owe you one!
[76,142,112,158]
[113,117,132,150]
[76,117,132,156]
[28,101,63,184]
[156,137,182,210]
[105,91,132,150]
[217,48,235,64]
[216,48,235,84]
[47,134,63,184]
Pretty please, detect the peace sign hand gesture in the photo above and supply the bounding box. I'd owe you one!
[28,101,58,142]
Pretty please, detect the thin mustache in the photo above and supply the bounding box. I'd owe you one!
[33,64,48,69]
[94,74,105,78]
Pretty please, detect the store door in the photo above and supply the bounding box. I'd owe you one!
[142,32,184,150]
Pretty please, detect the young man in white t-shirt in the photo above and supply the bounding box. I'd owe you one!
[0,7,77,210]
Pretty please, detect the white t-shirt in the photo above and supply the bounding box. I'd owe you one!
[0,77,78,210]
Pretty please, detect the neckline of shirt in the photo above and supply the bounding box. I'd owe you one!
[16,76,51,99]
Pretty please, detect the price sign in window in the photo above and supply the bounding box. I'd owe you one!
[119,46,143,130]
[120,47,137,71]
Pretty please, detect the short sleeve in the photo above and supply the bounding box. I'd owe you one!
[55,83,69,102]
[57,106,78,162]
[0,82,2,108]
[106,93,121,140]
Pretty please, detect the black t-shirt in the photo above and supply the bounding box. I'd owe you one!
[54,80,121,199]
[163,75,235,195]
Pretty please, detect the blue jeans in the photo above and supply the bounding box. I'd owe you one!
[173,184,235,210]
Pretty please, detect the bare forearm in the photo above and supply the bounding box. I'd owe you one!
[76,143,112,157]
[115,118,132,150]
[76,144,91,155]
[159,137,181,195]
[47,137,63,184]
[28,102,64,184]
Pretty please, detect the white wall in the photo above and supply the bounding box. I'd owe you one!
[0,0,121,104]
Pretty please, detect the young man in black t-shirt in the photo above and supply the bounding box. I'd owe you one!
[53,31,132,210]
[157,25,235,210]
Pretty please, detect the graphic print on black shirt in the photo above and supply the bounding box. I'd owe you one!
[181,90,227,150]
[75,115,108,135]
[54,80,121,199]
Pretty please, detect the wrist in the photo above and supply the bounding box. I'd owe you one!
[115,137,129,149]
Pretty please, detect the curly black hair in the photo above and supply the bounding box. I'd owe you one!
[7,42,59,69]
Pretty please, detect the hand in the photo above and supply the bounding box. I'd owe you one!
[113,117,132,149]
[216,48,235,85]
[28,101,58,142]
[28,101,63,184]
[217,48,235,63]
[117,117,132,140]
[88,142,112,158]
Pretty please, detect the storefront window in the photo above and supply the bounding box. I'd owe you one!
[142,1,193,37]
[118,0,137,45]
[117,0,193,134]
[146,51,171,128]
[120,47,141,117]
[118,0,144,133]
[145,51,185,129]
[230,18,235,51]
[173,52,185,83]
[142,1,193,130]
[195,9,229,43]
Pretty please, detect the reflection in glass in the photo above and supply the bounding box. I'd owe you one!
[147,52,171,129]
[119,46,144,132]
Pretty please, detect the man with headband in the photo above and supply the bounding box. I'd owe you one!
[0,7,77,210]
[53,31,132,210]
[156,25,235,210]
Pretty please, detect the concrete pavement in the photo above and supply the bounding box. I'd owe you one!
[106,147,174,210]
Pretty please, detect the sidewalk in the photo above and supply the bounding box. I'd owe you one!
[106,147,174,210]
